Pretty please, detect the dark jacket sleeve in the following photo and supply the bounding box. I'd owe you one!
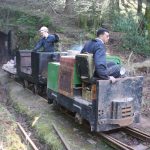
[94,43,109,80]
[49,35,57,43]
[33,39,43,52]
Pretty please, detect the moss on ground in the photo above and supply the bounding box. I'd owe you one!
[0,70,113,150]
[0,104,26,150]
[7,82,64,149]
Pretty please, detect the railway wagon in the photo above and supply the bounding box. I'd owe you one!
[47,54,143,132]
[16,50,66,93]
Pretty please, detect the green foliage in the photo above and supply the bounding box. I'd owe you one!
[78,13,101,36]
[0,6,54,50]
[112,13,137,32]
[16,15,38,26]
[13,102,27,114]
[16,31,34,49]
[122,32,150,55]
[145,7,150,39]
[0,104,26,150]
[54,27,65,33]
[15,15,52,49]
[40,16,52,27]
[112,13,150,56]
[36,121,63,150]
[85,32,95,40]
[78,14,88,30]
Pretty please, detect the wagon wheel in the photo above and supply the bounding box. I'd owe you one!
[48,98,53,104]
[39,85,46,96]
[23,80,28,88]
[33,84,38,94]
[53,99,57,106]
[75,113,83,124]
[53,99,61,110]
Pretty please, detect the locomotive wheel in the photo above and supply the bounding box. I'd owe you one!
[48,98,53,104]
[33,84,38,94]
[75,113,83,124]
[53,99,61,109]
[53,99,57,106]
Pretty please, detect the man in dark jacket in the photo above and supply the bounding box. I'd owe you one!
[81,28,121,83]
[33,26,59,52]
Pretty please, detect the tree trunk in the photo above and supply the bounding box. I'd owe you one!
[137,0,144,33]
[115,0,120,12]
[137,0,142,14]
[64,0,75,14]
[109,0,120,15]
[145,0,150,36]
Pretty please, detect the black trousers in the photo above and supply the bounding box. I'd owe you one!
[107,62,121,78]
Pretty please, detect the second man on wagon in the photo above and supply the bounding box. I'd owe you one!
[33,26,59,52]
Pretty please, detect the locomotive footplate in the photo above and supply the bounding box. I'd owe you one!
[98,117,134,126]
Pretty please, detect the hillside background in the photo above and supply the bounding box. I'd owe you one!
[0,0,150,57]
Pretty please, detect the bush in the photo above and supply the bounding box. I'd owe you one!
[112,13,150,56]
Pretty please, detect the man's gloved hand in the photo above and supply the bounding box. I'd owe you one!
[109,76,116,83]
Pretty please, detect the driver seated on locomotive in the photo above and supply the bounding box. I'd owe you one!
[81,28,121,83]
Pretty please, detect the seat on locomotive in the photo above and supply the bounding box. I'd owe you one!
[75,54,95,82]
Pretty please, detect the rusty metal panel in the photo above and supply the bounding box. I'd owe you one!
[58,56,75,97]
[60,56,75,67]
[58,66,74,97]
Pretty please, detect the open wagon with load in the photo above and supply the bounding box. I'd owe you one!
[16,50,66,94]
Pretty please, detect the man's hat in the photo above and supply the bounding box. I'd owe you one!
[39,26,49,32]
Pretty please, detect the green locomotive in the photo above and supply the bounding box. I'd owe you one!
[47,54,143,131]
[4,49,143,132]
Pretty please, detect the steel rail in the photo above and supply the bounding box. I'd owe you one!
[99,133,134,150]
[52,123,72,150]
[123,127,150,142]
[17,122,39,150]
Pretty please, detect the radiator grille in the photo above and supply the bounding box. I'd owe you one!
[111,98,133,119]
[121,106,132,118]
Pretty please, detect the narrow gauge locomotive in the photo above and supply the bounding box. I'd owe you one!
[47,54,143,132]
[12,50,143,132]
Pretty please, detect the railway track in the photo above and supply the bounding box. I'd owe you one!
[51,105,150,150]
[99,127,150,150]
[17,122,39,150]
[14,82,150,150]
[3,70,150,150]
